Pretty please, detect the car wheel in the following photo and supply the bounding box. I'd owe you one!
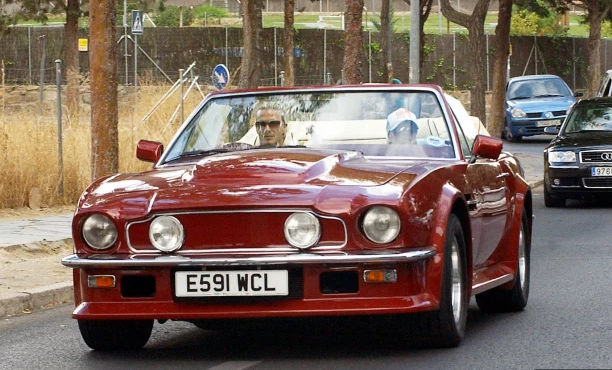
[475,208,531,312]
[544,186,565,208]
[78,319,153,351]
[503,122,522,142]
[397,214,468,348]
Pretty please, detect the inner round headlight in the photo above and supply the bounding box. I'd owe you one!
[149,216,185,252]
[82,213,118,250]
[284,212,321,249]
[362,206,401,244]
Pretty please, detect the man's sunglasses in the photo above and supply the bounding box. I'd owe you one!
[391,123,416,134]
[256,120,282,129]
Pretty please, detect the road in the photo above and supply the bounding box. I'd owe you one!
[2,190,612,370]
[504,135,553,156]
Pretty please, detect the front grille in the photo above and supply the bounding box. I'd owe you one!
[583,178,612,188]
[525,110,566,118]
[580,150,612,164]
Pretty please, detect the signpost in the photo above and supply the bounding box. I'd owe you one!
[131,10,143,90]
[212,64,230,90]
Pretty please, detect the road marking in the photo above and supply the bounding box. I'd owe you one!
[207,361,261,370]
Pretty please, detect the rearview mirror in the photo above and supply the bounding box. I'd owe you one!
[136,140,164,163]
[543,126,559,135]
[470,135,503,162]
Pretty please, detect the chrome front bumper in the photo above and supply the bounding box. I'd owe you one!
[62,247,437,269]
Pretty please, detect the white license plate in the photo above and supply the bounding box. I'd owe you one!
[591,167,612,176]
[536,119,561,127]
[175,270,289,297]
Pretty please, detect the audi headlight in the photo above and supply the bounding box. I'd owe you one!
[362,206,401,244]
[149,216,185,252]
[284,212,321,249]
[548,151,576,163]
[82,213,118,250]
[511,108,527,118]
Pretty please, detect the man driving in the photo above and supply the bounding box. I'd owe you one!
[387,108,419,144]
[255,107,287,147]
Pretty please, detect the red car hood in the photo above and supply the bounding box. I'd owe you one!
[82,149,431,216]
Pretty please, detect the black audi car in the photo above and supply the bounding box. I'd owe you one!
[543,97,612,207]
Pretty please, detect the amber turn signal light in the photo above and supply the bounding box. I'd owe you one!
[363,269,397,283]
[87,275,116,288]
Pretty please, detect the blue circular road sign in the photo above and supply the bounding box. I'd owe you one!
[212,64,230,90]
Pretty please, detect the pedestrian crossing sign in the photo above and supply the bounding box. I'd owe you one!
[131,10,144,35]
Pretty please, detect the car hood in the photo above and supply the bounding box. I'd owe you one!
[549,131,612,149]
[80,148,434,215]
[506,96,575,112]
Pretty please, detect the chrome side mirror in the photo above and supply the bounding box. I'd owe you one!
[543,126,559,135]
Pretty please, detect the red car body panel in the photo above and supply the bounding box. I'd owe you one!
[64,85,531,322]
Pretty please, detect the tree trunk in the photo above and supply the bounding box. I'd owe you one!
[65,0,80,117]
[586,2,610,97]
[238,0,260,88]
[89,0,118,181]
[489,0,512,139]
[380,0,391,82]
[284,0,295,86]
[343,0,365,84]
[440,0,490,124]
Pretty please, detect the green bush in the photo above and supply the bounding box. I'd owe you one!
[192,4,228,20]
[152,6,194,27]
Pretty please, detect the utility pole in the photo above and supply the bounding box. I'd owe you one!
[90,0,119,181]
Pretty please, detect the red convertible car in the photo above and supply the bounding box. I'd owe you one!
[63,84,532,350]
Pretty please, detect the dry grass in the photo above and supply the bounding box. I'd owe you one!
[0,83,208,208]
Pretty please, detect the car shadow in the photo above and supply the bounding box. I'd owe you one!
[82,303,520,362]
[564,198,612,208]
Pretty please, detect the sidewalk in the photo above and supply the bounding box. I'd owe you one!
[0,153,544,318]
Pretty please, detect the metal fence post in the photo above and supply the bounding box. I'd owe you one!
[134,35,138,91]
[453,32,456,88]
[327,72,331,85]
[368,30,372,83]
[486,34,490,91]
[572,37,576,90]
[39,35,46,105]
[225,27,229,69]
[280,71,285,86]
[179,68,184,123]
[323,29,327,85]
[28,27,32,85]
[55,59,63,197]
[274,27,278,86]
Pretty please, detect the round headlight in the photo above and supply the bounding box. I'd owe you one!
[511,108,527,118]
[362,206,401,244]
[82,213,118,250]
[149,216,185,252]
[284,212,321,249]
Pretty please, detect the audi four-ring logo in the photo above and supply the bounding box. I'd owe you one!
[602,152,612,161]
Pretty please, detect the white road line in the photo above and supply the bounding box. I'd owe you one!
[207,361,261,370]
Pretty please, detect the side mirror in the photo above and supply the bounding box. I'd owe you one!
[574,91,584,97]
[136,140,164,163]
[470,135,503,162]
[543,126,560,135]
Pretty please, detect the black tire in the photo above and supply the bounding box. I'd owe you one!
[397,214,468,348]
[503,122,522,142]
[475,208,531,313]
[78,319,153,351]
[544,186,565,208]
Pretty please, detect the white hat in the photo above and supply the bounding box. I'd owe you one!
[386,108,418,132]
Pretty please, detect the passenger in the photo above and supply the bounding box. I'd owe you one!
[255,107,288,147]
[387,108,419,145]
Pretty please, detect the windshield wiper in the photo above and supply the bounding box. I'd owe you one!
[166,148,230,162]
[509,96,532,100]
[534,94,563,98]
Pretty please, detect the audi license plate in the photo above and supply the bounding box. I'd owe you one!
[175,270,289,297]
[536,119,561,127]
[591,167,612,176]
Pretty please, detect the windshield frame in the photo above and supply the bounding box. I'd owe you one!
[157,86,463,167]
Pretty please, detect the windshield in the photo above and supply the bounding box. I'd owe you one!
[163,90,456,162]
[563,104,612,133]
[507,78,572,100]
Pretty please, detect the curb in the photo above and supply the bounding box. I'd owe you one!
[0,282,73,317]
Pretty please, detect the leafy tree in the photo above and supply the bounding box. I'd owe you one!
[510,9,540,35]
[343,0,365,84]
[441,0,491,124]
[152,6,194,27]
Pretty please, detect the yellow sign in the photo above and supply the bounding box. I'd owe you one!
[78,38,88,52]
